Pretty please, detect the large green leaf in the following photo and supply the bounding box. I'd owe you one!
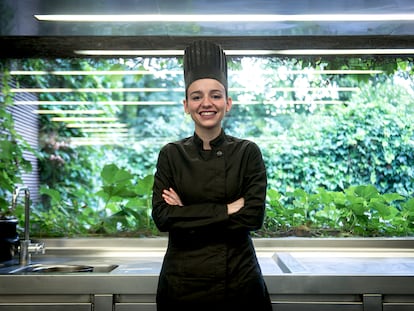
[369,198,391,216]
[382,193,405,203]
[101,164,133,186]
[354,185,379,200]
[135,174,154,196]
[39,187,62,204]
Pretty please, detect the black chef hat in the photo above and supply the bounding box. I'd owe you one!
[183,40,228,94]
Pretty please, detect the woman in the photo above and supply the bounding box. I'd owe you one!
[152,40,272,311]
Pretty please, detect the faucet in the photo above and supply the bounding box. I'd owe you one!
[12,186,45,266]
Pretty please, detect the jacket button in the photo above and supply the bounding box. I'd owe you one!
[216,150,223,157]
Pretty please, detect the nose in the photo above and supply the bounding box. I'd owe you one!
[201,97,213,107]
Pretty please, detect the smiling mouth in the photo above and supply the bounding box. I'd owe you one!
[200,111,216,116]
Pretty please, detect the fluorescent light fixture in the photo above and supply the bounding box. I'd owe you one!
[230,87,359,92]
[73,50,281,56]
[81,128,129,133]
[18,100,349,108]
[10,70,176,76]
[15,100,179,106]
[21,100,348,109]
[92,133,129,137]
[11,69,382,76]
[34,109,105,114]
[75,50,183,56]
[74,49,414,56]
[66,123,127,128]
[11,87,357,94]
[276,49,414,55]
[270,100,346,105]
[293,70,383,74]
[51,117,118,122]
[10,88,183,93]
[15,100,77,105]
[70,138,127,146]
[34,14,414,22]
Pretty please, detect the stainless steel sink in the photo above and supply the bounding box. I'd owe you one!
[9,263,118,274]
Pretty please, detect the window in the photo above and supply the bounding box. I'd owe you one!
[3,55,414,237]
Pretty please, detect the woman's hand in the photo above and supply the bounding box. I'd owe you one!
[162,188,184,206]
[227,197,244,215]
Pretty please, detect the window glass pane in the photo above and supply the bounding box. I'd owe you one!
[4,55,414,237]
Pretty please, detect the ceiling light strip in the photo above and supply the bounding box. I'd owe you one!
[70,139,127,146]
[231,87,359,92]
[66,123,127,128]
[34,14,414,22]
[231,100,346,105]
[74,50,184,56]
[51,117,118,122]
[82,128,129,133]
[10,87,183,93]
[276,49,414,55]
[11,87,358,93]
[10,69,383,76]
[34,109,105,114]
[73,50,283,56]
[15,100,179,105]
[10,70,178,76]
[278,100,345,105]
[74,49,414,56]
[91,133,130,137]
[19,100,347,110]
[280,70,383,74]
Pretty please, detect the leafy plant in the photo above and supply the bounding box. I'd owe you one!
[31,164,156,237]
[264,184,413,237]
[0,64,32,217]
[7,56,414,238]
[94,164,156,236]
[31,187,96,237]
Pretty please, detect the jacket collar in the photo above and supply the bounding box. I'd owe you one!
[193,129,226,149]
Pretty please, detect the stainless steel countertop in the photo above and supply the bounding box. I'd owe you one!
[1,237,414,296]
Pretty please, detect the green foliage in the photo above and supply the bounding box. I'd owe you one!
[32,164,156,237]
[263,185,413,237]
[31,186,96,237]
[0,64,32,216]
[262,71,414,198]
[95,164,155,235]
[6,56,414,237]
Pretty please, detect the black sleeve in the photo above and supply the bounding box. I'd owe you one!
[227,142,267,231]
[151,145,228,232]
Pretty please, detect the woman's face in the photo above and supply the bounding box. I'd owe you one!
[184,78,232,132]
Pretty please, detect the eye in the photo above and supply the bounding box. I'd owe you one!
[211,93,223,100]
[190,94,202,101]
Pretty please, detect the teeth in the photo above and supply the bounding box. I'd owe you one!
[200,112,215,116]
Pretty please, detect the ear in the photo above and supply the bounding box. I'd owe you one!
[183,99,190,114]
[225,96,233,112]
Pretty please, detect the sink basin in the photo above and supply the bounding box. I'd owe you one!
[9,263,118,274]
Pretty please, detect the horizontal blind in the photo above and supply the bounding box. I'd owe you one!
[7,81,40,204]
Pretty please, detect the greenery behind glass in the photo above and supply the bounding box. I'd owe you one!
[8,55,414,237]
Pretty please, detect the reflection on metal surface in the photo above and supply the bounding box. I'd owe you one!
[2,238,414,276]
[1,238,414,311]
[278,252,414,275]
[9,263,118,274]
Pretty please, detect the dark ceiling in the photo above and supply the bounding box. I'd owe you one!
[1,0,414,58]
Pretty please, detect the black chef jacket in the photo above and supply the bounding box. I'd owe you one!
[152,130,271,311]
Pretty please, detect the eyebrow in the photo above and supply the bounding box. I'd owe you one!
[189,89,223,96]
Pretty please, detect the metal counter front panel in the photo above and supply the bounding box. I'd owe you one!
[1,238,414,311]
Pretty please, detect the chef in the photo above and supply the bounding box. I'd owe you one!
[152,40,272,311]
